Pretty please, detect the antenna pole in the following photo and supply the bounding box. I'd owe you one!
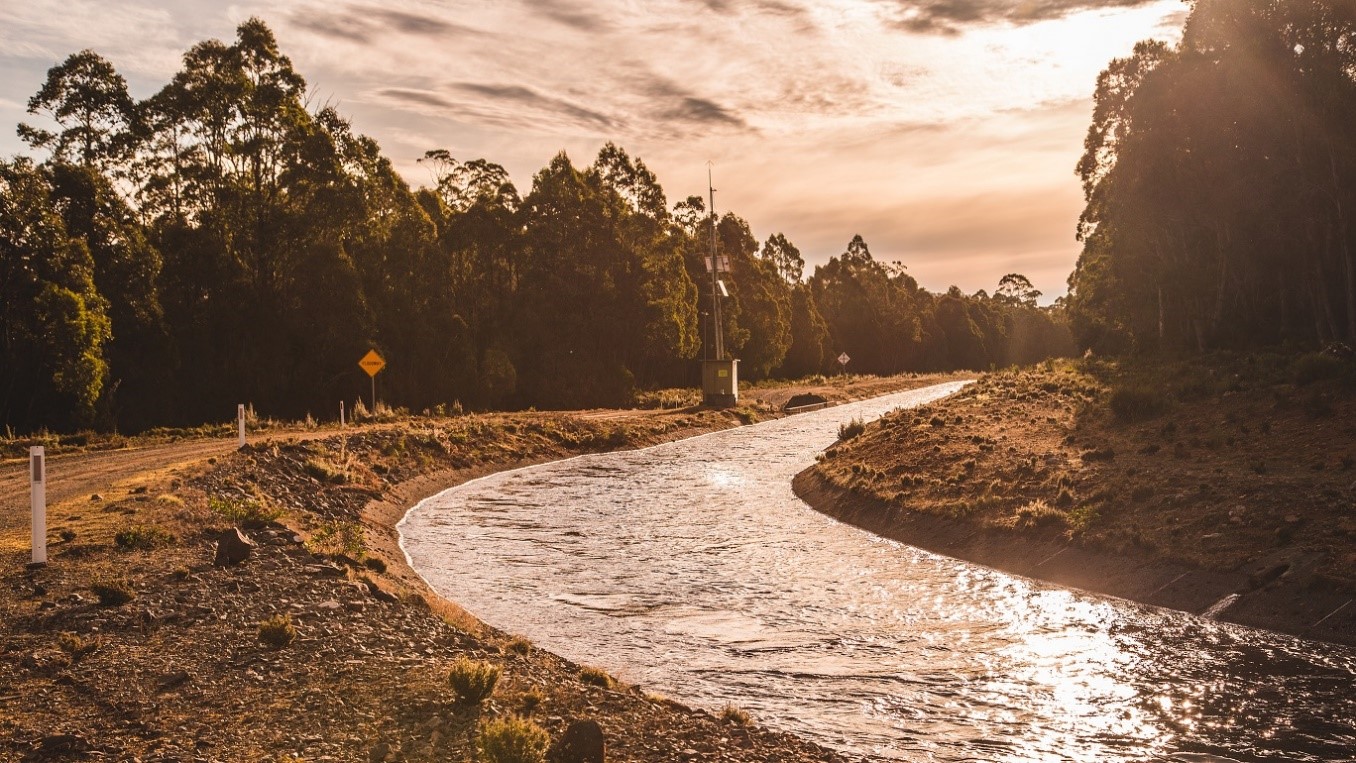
[707,165,724,360]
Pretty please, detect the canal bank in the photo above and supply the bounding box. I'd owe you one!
[794,360,1356,647]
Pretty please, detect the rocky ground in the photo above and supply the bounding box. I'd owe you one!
[798,353,1356,645]
[1,373,950,762]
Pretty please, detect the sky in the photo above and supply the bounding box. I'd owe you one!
[0,0,1187,302]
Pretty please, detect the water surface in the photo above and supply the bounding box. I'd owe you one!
[400,384,1356,762]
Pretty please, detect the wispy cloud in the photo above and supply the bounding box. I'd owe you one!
[879,0,1162,35]
[519,0,614,32]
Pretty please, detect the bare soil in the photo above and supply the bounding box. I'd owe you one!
[798,356,1356,645]
[0,373,947,762]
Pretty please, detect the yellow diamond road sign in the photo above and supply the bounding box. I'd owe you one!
[358,349,386,377]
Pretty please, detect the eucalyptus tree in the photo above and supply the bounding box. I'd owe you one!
[0,159,111,430]
[761,232,804,284]
[17,50,136,171]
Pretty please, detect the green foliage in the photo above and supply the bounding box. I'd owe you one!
[1068,1,1356,353]
[209,495,283,528]
[0,158,111,432]
[114,524,176,551]
[448,656,501,704]
[258,613,297,649]
[305,521,366,558]
[477,716,550,763]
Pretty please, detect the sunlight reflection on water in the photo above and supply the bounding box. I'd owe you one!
[400,383,1356,762]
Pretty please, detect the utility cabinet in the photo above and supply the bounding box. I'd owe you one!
[702,358,739,408]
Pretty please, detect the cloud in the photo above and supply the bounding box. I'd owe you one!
[454,82,618,130]
[377,87,454,110]
[881,0,1162,35]
[660,96,748,128]
[287,4,476,44]
[519,0,612,32]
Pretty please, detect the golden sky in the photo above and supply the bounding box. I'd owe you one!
[0,0,1185,300]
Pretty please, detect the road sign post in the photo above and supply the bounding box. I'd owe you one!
[358,350,386,414]
[30,446,46,565]
[838,352,850,375]
[237,404,246,449]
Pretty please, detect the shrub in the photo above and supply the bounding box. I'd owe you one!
[477,716,549,763]
[258,614,296,649]
[91,579,135,606]
[306,521,366,558]
[1108,385,1170,423]
[209,495,283,528]
[1066,504,1100,534]
[1013,499,1065,529]
[114,524,176,551]
[578,666,613,688]
[449,656,501,704]
[720,703,751,725]
[505,637,532,656]
[837,417,865,441]
[520,688,545,714]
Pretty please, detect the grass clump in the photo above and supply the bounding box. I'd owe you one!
[209,495,283,528]
[303,456,349,484]
[57,632,100,660]
[258,613,297,649]
[449,656,501,704]
[91,578,135,607]
[477,715,549,763]
[504,636,532,656]
[1012,499,1066,530]
[720,703,751,726]
[114,524,176,551]
[519,688,545,714]
[578,666,613,688]
[305,521,366,558]
[837,417,866,441]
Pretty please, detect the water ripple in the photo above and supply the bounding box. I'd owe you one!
[399,383,1356,762]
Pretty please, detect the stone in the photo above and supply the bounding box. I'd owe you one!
[549,719,606,763]
[213,528,256,566]
[368,742,390,762]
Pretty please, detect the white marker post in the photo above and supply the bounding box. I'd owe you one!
[30,446,46,565]
[339,400,346,428]
[237,404,246,449]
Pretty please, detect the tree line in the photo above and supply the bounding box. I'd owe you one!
[1,19,1072,434]
[1069,0,1356,354]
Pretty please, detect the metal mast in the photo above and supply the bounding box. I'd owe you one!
[707,165,724,360]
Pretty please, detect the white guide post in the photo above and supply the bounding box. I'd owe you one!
[340,400,345,427]
[237,404,246,449]
[30,446,46,565]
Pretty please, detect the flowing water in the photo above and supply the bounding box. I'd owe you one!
[399,383,1356,762]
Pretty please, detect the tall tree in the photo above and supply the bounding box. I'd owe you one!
[18,50,136,170]
[0,159,111,430]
